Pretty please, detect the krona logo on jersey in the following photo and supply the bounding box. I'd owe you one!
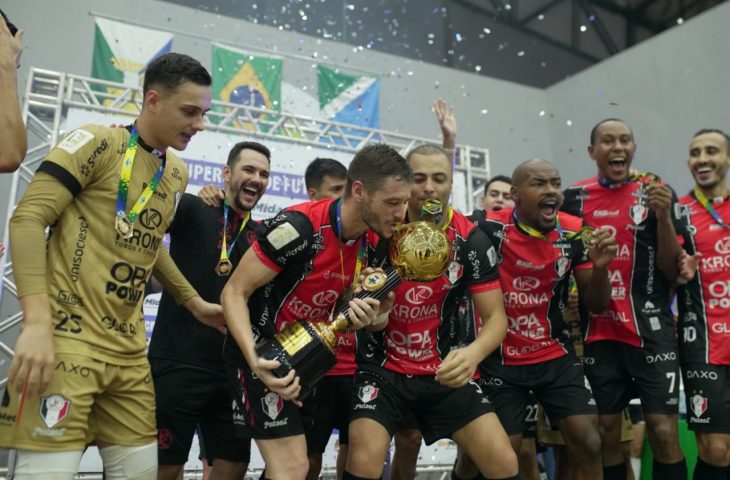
[714,237,730,255]
[405,285,433,305]
[312,290,339,307]
[512,276,540,292]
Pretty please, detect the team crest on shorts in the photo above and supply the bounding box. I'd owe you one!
[358,384,379,403]
[158,428,173,450]
[261,392,283,420]
[691,394,708,417]
[39,394,71,428]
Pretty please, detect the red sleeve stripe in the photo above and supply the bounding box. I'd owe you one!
[468,279,501,294]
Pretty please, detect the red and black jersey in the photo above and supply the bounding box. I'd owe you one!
[356,209,501,375]
[562,177,680,349]
[237,198,387,376]
[676,192,730,365]
[479,208,592,366]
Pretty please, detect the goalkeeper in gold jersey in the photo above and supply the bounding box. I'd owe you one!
[0,53,222,479]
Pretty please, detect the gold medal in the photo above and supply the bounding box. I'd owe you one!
[215,259,233,276]
[115,214,133,239]
[580,228,595,249]
[422,199,444,216]
[362,271,387,292]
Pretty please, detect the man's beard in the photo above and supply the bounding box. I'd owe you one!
[360,202,383,237]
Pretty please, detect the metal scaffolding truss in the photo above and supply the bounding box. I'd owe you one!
[0,67,490,394]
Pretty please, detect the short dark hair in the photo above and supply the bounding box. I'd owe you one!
[484,174,513,195]
[693,128,730,151]
[345,144,413,198]
[305,158,347,189]
[0,9,18,36]
[143,53,212,96]
[227,141,271,167]
[405,144,450,162]
[589,118,634,146]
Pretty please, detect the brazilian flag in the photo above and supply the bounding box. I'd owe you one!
[211,43,282,131]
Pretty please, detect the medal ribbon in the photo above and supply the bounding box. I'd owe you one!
[219,199,252,265]
[418,199,453,232]
[693,187,729,228]
[598,171,660,188]
[513,211,564,241]
[116,126,166,226]
[513,212,593,245]
[335,198,368,292]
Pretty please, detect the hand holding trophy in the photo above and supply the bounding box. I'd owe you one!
[256,200,453,398]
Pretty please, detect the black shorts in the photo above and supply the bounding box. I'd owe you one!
[523,392,538,439]
[151,358,251,465]
[682,363,730,434]
[226,361,305,440]
[583,340,679,415]
[302,375,353,454]
[480,353,596,436]
[396,410,420,431]
[350,366,493,445]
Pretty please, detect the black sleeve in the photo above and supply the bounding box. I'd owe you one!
[464,226,500,285]
[167,193,196,236]
[668,187,688,234]
[561,187,584,217]
[255,210,314,268]
[476,217,505,258]
[367,235,391,269]
[466,209,486,223]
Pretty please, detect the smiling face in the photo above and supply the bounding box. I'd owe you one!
[512,160,564,233]
[223,148,270,212]
[688,132,730,192]
[588,120,636,184]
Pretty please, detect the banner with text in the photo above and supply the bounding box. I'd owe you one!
[64,108,353,340]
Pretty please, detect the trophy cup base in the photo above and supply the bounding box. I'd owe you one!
[256,320,337,399]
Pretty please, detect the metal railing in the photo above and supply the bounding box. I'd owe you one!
[0,68,490,476]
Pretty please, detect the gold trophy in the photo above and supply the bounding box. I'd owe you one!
[256,200,453,398]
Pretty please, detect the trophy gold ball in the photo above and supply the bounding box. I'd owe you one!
[256,215,453,399]
[390,221,453,281]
